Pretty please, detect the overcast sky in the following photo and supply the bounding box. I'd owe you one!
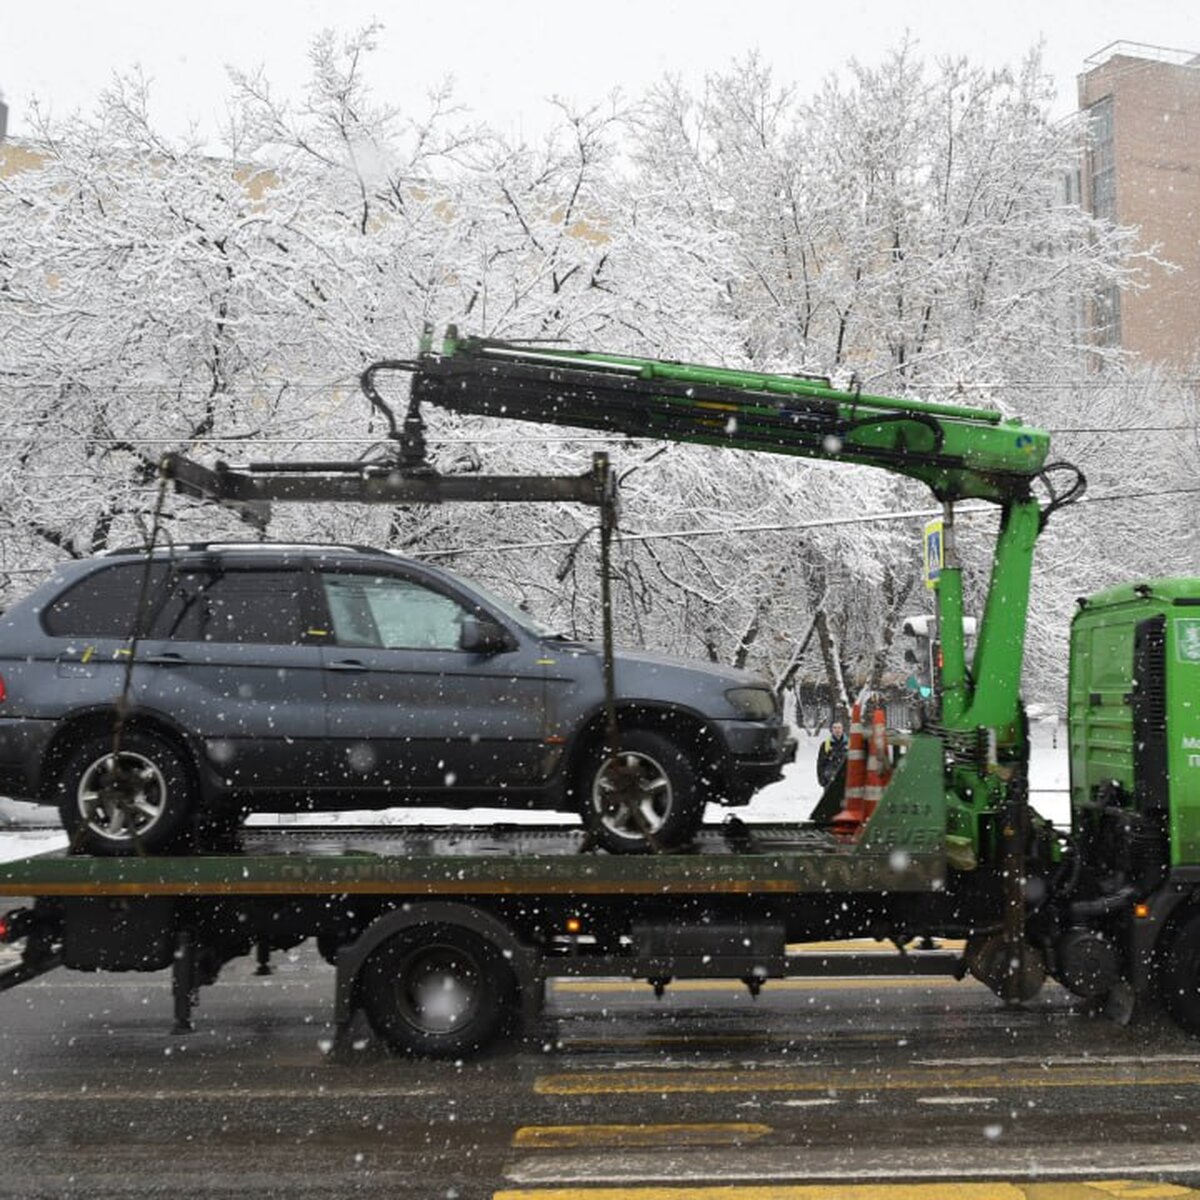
[2,0,1197,142]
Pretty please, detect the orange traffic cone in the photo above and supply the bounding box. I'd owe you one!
[863,708,889,824]
[831,704,866,841]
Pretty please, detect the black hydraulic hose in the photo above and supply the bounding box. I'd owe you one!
[1051,836,1082,899]
[1026,833,1081,919]
[358,359,420,442]
[359,359,429,468]
[1037,461,1087,530]
[1068,884,1137,922]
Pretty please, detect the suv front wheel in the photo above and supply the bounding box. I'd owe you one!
[55,729,196,855]
[579,728,704,854]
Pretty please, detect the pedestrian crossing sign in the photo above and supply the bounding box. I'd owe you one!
[924,519,943,590]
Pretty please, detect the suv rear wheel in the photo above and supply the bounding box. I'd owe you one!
[579,728,703,854]
[55,729,196,855]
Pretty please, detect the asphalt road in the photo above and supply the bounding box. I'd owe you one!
[2,942,1200,1199]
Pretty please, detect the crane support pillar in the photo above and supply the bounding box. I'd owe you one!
[960,499,1043,742]
[937,503,968,726]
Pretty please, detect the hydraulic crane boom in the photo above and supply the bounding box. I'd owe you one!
[410,328,1052,504]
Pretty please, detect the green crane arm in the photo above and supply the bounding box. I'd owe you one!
[408,329,1082,751]
[409,329,1051,505]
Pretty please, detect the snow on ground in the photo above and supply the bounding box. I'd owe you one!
[0,721,1071,866]
[0,829,67,864]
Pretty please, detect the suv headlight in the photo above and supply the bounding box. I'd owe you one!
[724,687,778,719]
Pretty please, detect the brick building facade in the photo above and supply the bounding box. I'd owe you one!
[1077,43,1200,368]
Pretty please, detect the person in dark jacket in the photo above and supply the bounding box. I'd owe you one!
[816,720,848,788]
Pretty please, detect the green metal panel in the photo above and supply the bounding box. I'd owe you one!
[1069,579,1200,866]
[1069,612,1137,812]
[1168,612,1200,865]
[857,735,948,858]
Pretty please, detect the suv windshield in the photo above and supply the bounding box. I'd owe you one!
[420,562,560,639]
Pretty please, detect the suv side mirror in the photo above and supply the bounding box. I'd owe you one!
[459,616,512,655]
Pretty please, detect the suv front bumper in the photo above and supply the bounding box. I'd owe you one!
[713,719,797,804]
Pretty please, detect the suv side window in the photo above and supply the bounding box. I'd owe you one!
[321,572,470,651]
[161,569,307,645]
[44,563,172,638]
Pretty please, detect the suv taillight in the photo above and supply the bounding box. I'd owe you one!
[0,670,5,703]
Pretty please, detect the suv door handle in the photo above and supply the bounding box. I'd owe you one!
[327,659,369,673]
[142,652,187,666]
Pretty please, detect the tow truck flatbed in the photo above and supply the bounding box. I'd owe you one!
[0,822,945,898]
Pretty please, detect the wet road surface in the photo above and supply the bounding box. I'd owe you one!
[2,942,1200,1199]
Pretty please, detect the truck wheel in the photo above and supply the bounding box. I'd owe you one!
[55,730,196,855]
[359,925,515,1057]
[1160,911,1200,1034]
[579,729,703,854]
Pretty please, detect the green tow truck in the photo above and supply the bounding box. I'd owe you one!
[2,330,1198,1056]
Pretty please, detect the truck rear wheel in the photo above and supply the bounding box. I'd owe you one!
[579,729,703,854]
[1160,911,1200,1034]
[55,730,195,855]
[358,924,515,1057]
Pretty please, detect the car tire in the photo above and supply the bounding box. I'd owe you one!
[55,729,197,855]
[359,924,515,1057]
[579,728,703,854]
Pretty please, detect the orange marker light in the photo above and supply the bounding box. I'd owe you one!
[565,917,583,935]
[1134,902,1151,919]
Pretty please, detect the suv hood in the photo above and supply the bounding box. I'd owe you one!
[547,637,774,695]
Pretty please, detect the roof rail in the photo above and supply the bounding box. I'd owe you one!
[1083,41,1200,70]
[102,541,381,558]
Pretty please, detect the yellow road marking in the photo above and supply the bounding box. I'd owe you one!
[534,1063,1200,1096]
[512,1122,771,1149]
[551,976,967,993]
[1082,1185,1196,1198]
[493,1184,1200,1200]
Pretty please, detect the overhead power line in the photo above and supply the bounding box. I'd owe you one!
[0,424,1195,452]
[1,483,1194,576]
[384,486,1200,558]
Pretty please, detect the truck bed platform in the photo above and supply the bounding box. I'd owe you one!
[0,822,946,898]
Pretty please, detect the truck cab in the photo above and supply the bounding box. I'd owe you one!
[1070,579,1200,876]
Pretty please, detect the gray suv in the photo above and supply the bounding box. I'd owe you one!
[0,544,794,854]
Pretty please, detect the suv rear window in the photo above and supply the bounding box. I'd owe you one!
[163,569,306,644]
[44,563,172,638]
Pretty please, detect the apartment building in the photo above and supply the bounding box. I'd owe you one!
[1077,42,1200,368]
